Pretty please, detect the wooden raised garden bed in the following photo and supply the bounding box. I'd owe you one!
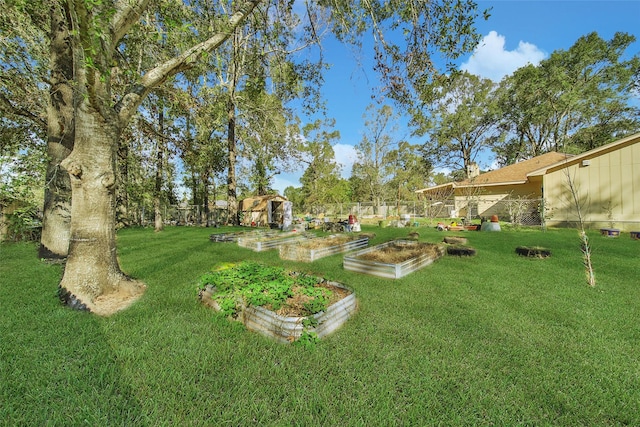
[237,231,313,252]
[198,262,356,343]
[279,234,370,262]
[630,231,640,240]
[343,239,445,279]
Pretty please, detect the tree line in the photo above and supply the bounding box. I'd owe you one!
[0,0,486,314]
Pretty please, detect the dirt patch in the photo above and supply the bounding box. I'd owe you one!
[356,242,443,264]
[273,282,351,317]
[297,235,358,250]
[59,278,146,316]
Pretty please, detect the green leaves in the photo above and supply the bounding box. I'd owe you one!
[198,261,331,316]
[495,32,640,160]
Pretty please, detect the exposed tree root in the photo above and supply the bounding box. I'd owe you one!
[59,278,146,316]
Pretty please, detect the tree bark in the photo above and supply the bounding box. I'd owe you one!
[154,108,164,232]
[227,98,239,225]
[58,101,145,315]
[202,172,210,226]
[116,136,130,228]
[39,5,74,260]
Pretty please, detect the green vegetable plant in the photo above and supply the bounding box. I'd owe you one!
[293,331,319,350]
[198,261,332,318]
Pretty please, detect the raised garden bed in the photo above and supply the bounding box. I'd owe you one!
[448,225,479,231]
[211,229,279,243]
[237,231,313,252]
[279,234,370,262]
[209,231,252,242]
[343,239,445,279]
[198,262,356,343]
[630,231,640,240]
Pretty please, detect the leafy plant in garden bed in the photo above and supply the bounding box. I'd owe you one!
[198,261,356,343]
[198,262,328,316]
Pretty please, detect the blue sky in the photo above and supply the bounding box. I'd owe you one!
[272,0,640,194]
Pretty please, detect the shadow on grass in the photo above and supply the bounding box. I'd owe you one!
[0,242,147,425]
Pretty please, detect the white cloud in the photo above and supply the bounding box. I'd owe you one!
[460,31,546,81]
[271,143,358,195]
[332,143,358,178]
[272,173,302,195]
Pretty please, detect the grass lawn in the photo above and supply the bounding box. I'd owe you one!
[1,225,639,425]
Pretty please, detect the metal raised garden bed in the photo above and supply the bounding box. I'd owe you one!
[242,281,357,343]
[343,239,445,279]
[200,279,357,344]
[237,231,313,252]
[211,229,279,243]
[279,235,370,262]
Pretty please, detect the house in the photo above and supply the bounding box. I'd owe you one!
[416,152,570,224]
[239,194,293,229]
[416,132,640,231]
[529,132,640,231]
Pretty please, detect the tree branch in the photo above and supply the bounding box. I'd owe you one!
[111,0,153,48]
[115,0,264,124]
[0,93,46,129]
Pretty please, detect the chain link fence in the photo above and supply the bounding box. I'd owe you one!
[298,197,543,226]
[128,197,544,227]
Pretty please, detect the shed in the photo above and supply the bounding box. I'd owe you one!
[239,194,292,228]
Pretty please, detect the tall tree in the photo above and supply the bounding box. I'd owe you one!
[495,32,640,163]
[412,71,500,177]
[0,3,73,258]
[204,0,326,223]
[351,104,398,212]
[298,119,342,214]
[383,141,428,214]
[56,0,263,314]
[242,92,298,196]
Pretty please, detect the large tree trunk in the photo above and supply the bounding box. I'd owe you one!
[39,6,74,260]
[58,102,145,315]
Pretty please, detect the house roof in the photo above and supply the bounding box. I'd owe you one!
[416,151,571,194]
[527,131,640,177]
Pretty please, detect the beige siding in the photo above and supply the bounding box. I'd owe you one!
[453,182,541,219]
[544,143,640,231]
